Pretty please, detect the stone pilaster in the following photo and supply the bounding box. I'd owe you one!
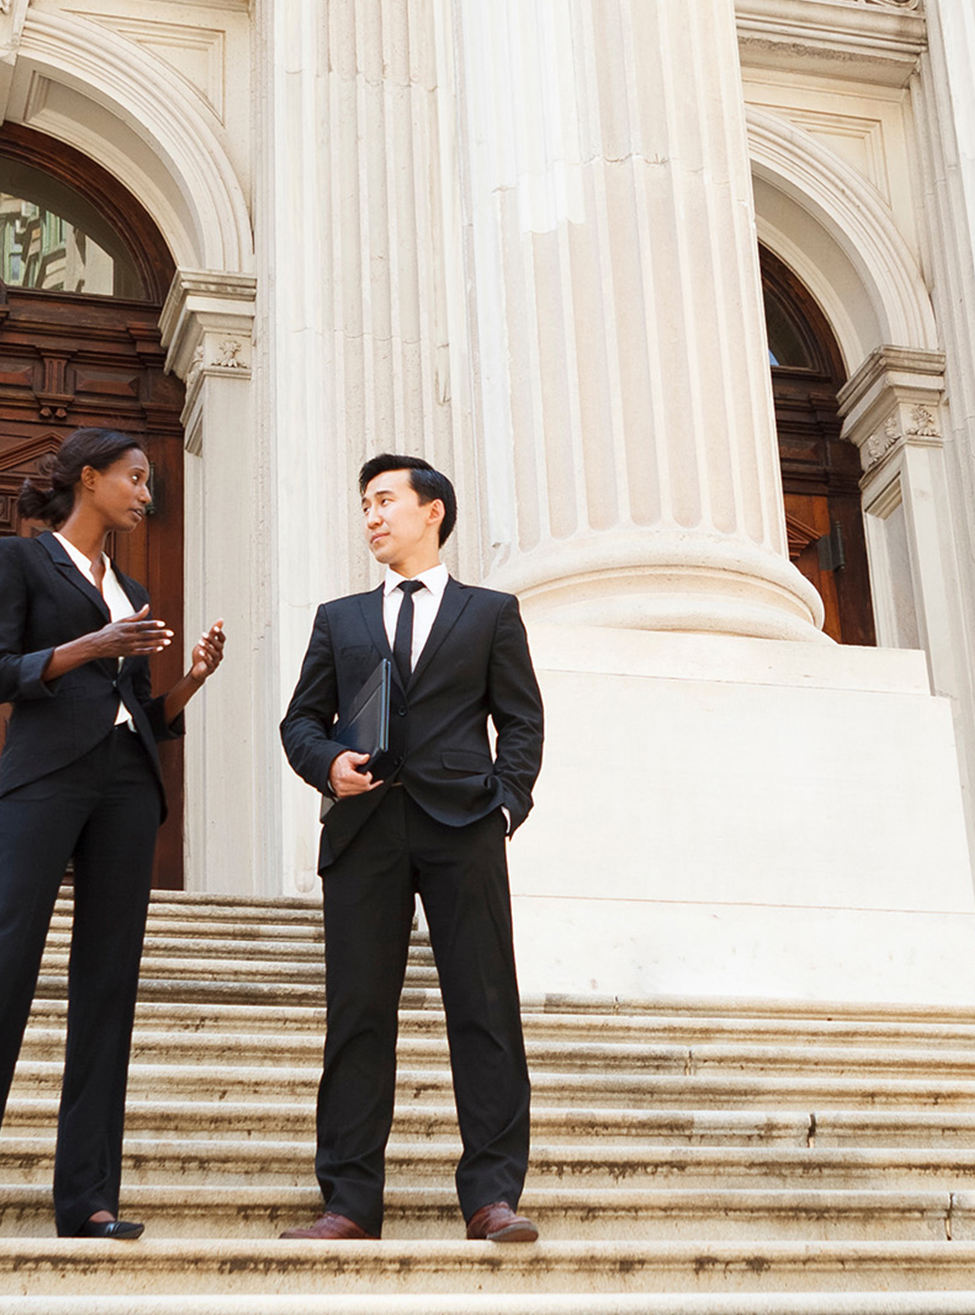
[159,269,262,895]
[451,0,823,640]
[839,343,975,860]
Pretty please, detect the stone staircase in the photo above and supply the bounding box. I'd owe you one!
[2,892,975,1312]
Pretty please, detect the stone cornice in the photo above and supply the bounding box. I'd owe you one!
[737,0,926,86]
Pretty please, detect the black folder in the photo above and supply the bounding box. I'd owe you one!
[321,659,392,820]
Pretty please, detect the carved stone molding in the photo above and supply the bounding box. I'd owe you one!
[66,13,227,121]
[159,268,256,430]
[838,346,945,477]
[0,0,28,43]
[0,0,31,121]
[736,0,926,87]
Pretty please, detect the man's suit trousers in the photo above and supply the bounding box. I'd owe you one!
[316,787,531,1236]
[0,726,160,1237]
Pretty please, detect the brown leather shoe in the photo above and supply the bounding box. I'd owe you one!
[279,1211,378,1240]
[466,1202,538,1242]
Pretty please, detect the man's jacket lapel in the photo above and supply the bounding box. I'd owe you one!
[359,584,393,661]
[408,578,470,691]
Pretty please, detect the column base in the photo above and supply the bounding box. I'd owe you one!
[486,531,827,642]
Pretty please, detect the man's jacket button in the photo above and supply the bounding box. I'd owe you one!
[397,706,407,717]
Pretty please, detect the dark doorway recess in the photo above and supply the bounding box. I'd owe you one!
[762,245,876,647]
[0,123,186,889]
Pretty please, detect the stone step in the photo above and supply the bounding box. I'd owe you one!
[35,954,440,989]
[31,976,325,1008]
[28,996,975,1052]
[6,1137,975,1191]
[55,892,322,921]
[44,933,328,963]
[5,1239,975,1298]
[5,1294,975,1315]
[8,1097,975,1151]
[22,1023,975,1081]
[13,1060,975,1112]
[46,913,326,946]
[0,1185,970,1242]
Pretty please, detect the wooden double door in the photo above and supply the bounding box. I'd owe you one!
[0,127,185,888]
[764,248,876,647]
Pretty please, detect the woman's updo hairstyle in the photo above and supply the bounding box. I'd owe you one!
[18,428,144,528]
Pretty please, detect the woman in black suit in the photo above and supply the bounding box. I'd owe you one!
[0,427,224,1240]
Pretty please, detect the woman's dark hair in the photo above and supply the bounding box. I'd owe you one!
[358,453,457,546]
[18,428,144,528]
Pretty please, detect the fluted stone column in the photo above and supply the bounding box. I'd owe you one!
[256,0,466,892]
[452,0,824,640]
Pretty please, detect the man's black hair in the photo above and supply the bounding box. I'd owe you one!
[359,453,457,546]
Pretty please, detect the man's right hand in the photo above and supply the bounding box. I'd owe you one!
[328,750,384,798]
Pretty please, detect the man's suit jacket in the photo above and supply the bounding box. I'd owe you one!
[280,577,544,870]
[0,531,183,817]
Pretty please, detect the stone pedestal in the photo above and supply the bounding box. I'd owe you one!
[510,624,975,1005]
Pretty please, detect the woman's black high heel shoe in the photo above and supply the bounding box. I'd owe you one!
[75,1218,144,1240]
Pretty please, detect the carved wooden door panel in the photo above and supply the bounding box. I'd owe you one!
[0,284,186,888]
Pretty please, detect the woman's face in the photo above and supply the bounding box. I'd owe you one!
[83,448,152,531]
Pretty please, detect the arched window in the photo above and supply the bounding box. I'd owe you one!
[762,246,876,646]
[0,158,145,298]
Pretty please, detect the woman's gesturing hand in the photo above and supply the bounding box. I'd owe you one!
[161,619,225,726]
[89,604,173,659]
[43,604,172,683]
[189,620,225,684]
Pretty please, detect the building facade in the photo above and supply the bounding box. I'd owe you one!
[2,0,975,1004]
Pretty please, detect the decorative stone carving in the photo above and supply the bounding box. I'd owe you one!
[214,337,245,369]
[185,345,205,395]
[865,415,903,470]
[907,404,939,437]
[838,347,946,475]
[159,269,256,432]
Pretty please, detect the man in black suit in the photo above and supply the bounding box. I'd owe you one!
[280,454,544,1243]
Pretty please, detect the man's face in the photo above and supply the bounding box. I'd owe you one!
[361,468,442,573]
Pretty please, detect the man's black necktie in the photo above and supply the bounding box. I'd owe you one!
[393,580,424,688]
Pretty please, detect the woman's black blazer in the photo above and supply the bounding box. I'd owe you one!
[0,531,183,818]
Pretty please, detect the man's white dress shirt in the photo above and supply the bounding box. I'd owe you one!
[381,563,448,671]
